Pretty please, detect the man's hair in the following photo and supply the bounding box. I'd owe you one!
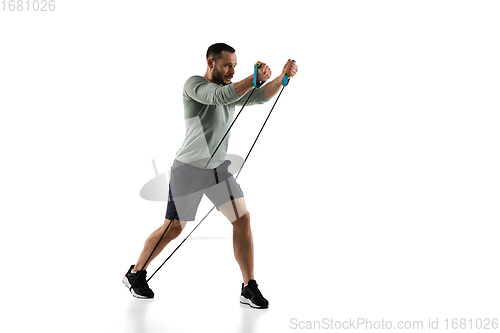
[206,43,236,62]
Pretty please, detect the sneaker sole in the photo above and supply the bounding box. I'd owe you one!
[240,295,268,309]
[122,276,153,299]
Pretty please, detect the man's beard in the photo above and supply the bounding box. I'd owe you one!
[212,66,230,86]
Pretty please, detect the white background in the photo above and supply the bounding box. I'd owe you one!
[1,0,499,332]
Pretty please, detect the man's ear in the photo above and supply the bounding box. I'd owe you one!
[207,58,215,69]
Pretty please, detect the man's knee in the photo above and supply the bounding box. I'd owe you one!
[164,219,184,239]
[232,211,250,228]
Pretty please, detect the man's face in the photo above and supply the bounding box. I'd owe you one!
[211,51,237,86]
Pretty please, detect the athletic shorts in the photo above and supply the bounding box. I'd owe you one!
[165,159,244,221]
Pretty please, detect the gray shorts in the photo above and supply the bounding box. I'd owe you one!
[165,159,244,221]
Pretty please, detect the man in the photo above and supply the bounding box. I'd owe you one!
[123,43,298,309]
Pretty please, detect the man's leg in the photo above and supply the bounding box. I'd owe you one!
[232,213,254,284]
[218,198,253,284]
[133,218,187,271]
[123,218,186,299]
[218,197,269,308]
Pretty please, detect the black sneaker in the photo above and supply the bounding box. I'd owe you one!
[240,279,269,309]
[122,265,154,299]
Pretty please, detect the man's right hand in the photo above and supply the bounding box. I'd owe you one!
[234,61,272,97]
[256,61,272,82]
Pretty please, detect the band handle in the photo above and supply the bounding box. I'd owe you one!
[253,62,266,88]
[282,60,296,87]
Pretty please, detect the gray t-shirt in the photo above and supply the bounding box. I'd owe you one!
[175,75,271,169]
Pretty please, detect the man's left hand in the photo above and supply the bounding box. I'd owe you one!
[282,59,298,78]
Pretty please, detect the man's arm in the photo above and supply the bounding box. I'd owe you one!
[233,75,254,97]
[234,59,298,99]
[262,75,285,99]
[184,76,242,105]
[234,61,272,97]
[262,59,298,99]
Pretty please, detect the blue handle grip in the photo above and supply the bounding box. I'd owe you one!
[282,60,296,87]
[253,62,265,88]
